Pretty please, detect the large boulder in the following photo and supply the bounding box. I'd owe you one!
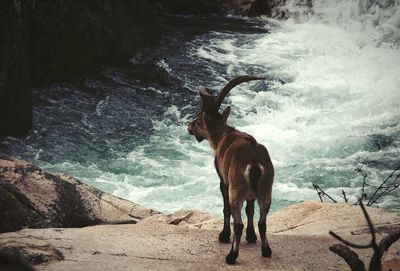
[0,155,158,233]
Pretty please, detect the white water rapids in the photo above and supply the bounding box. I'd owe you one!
[92,0,400,214]
[8,0,399,216]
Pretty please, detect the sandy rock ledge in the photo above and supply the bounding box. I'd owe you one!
[1,156,399,270]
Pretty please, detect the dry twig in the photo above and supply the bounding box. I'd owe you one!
[329,201,400,271]
[312,184,337,203]
[367,164,400,206]
[313,163,400,206]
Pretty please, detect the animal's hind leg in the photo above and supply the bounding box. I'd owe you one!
[245,199,257,244]
[258,199,272,257]
[226,200,244,264]
[219,182,231,243]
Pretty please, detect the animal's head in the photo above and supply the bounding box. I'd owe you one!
[187,76,263,142]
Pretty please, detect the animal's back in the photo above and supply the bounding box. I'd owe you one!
[218,133,273,198]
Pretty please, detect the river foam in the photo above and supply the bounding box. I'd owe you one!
[2,0,399,216]
[114,0,400,213]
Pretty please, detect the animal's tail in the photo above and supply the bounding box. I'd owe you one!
[246,164,264,194]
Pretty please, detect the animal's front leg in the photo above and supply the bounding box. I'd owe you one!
[245,199,257,244]
[219,181,231,243]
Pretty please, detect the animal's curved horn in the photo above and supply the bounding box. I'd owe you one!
[215,75,264,111]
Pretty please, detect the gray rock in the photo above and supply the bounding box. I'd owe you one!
[0,155,159,233]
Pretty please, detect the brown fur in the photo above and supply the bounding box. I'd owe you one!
[187,76,274,264]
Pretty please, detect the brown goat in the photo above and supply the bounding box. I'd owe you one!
[187,76,274,264]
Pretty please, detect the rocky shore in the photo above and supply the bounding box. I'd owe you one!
[0,154,158,233]
[1,156,399,270]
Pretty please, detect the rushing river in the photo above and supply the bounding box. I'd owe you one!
[2,0,400,215]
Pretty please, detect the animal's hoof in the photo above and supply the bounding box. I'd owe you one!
[225,250,238,264]
[262,245,272,257]
[219,230,231,243]
[246,228,257,244]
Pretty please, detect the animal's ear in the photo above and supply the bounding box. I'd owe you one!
[202,111,211,124]
[202,111,216,130]
[199,88,217,115]
[222,106,231,122]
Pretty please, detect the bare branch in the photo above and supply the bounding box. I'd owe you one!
[328,201,400,271]
[367,164,400,206]
[313,183,324,202]
[330,204,373,249]
[342,190,348,203]
[368,173,400,206]
[329,231,373,249]
[359,202,381,271]
[329,244,366,271]
[369,229,400,271]
[312,184,337,203]
[329,202,380,268]
[359,202,377,246]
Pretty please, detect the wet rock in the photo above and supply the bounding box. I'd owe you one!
[269,0,313,20]
[155,0,222,15]
[219,0,313,19]
[0,155,159,233]
[247,0,273,16]
[218,0,283,16]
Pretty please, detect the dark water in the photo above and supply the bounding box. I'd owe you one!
[2,6,400,215]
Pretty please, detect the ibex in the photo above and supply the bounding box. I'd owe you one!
[187,76,274,264]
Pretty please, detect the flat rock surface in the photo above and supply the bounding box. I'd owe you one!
[267,201,400,236]
[0,222,398,271]
[1,201,399,270]
[140,201,400,236]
